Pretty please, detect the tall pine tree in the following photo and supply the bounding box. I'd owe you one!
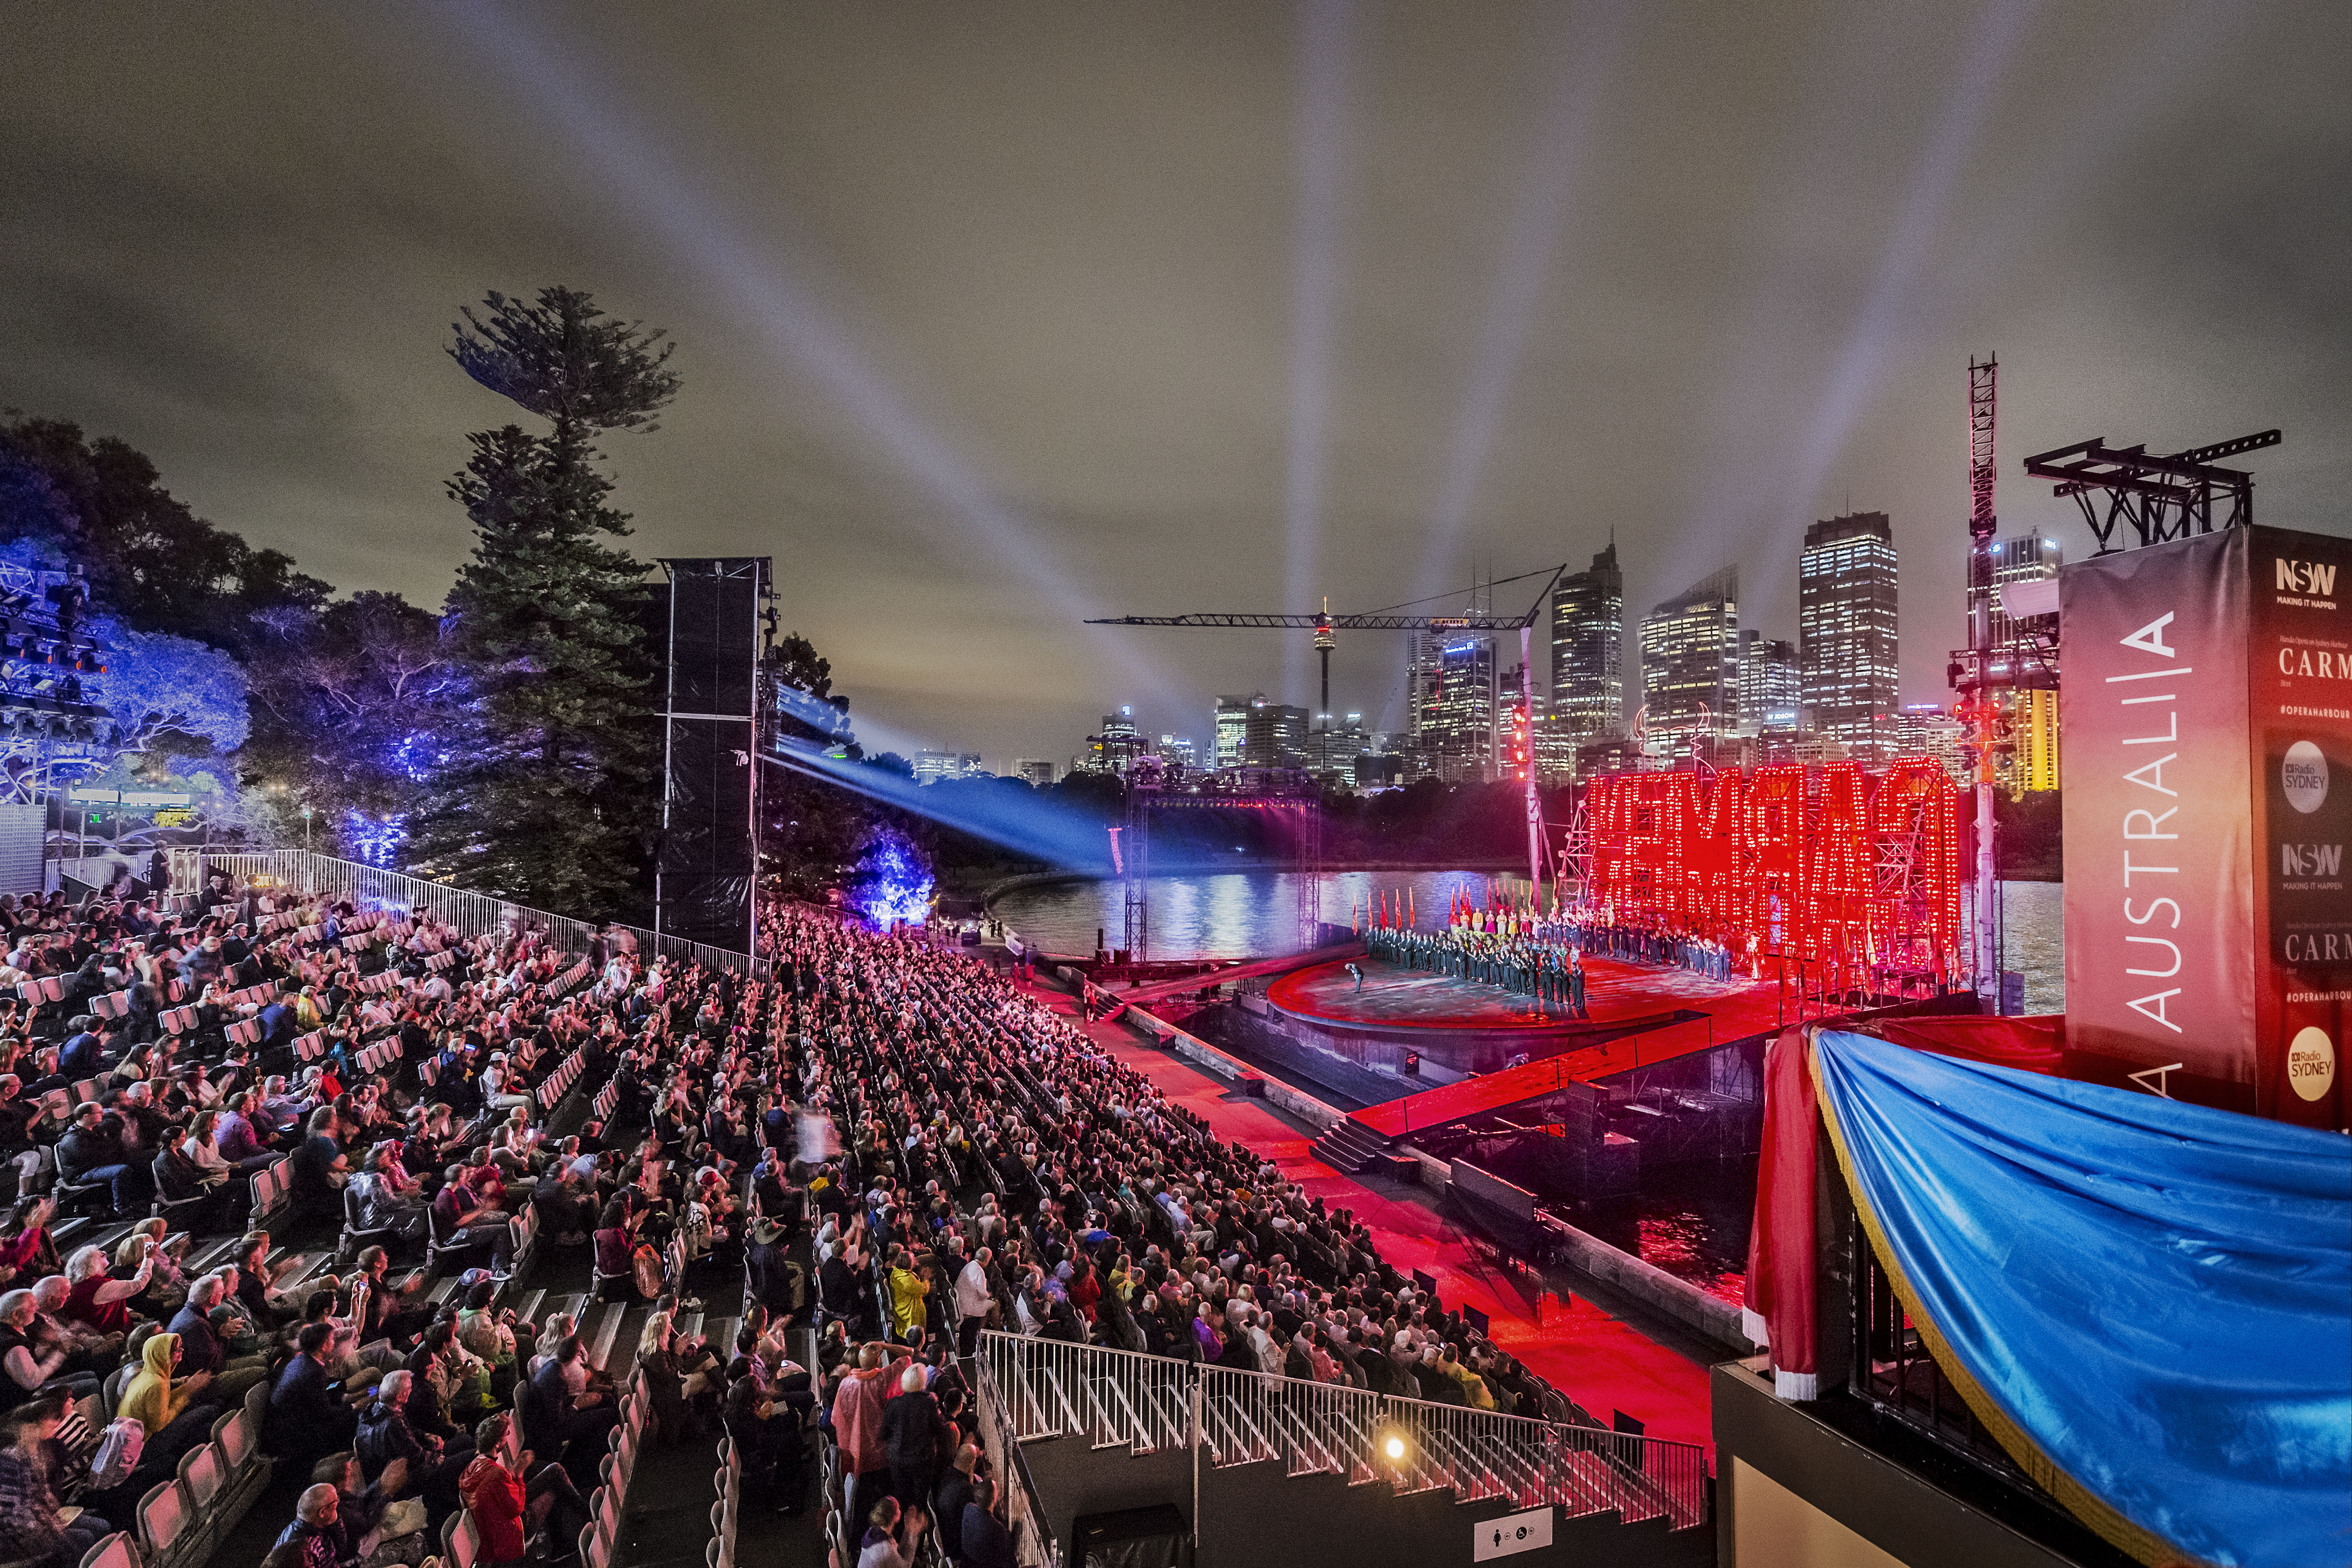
[414,287,680,916]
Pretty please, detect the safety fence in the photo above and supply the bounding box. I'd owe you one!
[980,1331,1708,1532]
[164,847,768,977]
[972,1355,1064,1568]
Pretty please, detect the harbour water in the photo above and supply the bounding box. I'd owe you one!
[997,869,2067,1014]
[992,868,1507,960]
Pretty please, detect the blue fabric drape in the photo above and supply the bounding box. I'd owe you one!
[1811,1029,2352,1568]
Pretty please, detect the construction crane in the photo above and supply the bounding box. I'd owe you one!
[1087,562,1570,907]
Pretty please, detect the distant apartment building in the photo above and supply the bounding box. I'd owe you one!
[1014,758,1058,787]
[1549,540,1623,739]
[1087,706,1149,776]
[1212,695,1254,770]
[1242,696,1311,769]
[1890,703,1968,781]
[1640,567,1740,759]
[1799,511,1900,760]
[1738,631,1801,735]
[1158,734,1200,770]
[913,750,983,784]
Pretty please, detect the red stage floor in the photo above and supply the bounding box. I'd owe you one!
[1262,957,1791,1138]
[1269,954,1749,1032]
[1020,976,1720,1462]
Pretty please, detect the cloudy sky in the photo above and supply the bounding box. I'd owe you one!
[4,1,2346,767]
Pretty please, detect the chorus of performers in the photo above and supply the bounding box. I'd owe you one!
[1356,882,1748,1011]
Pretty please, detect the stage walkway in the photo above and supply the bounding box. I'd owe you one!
[1108,938,1365,1006]
[1022,976,1720,1460]
[1262,958,1788,1139]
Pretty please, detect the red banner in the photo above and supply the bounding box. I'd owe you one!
[2060,526,2346,1126]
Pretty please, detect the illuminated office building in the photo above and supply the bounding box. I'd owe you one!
[1981,534,2063,794]
[1425,634,1498,783]
[1738,631,1800,736]
[1212,695,1253,770]
[1088,706,1148,776]
[1549,542,1623,738]
[1242,696,1311,769]
[1640,568,1740,759]
[1799,511,1900,759]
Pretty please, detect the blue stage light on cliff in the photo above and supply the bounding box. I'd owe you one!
[851,826,933,930]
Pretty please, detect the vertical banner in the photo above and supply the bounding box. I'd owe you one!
[2062,527,2349,1128]
[2250,528,2349,1127]
[2060,532,2256,1110]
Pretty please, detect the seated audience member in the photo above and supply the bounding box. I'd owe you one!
[116,1330,222,1470]
[0,1399,113,1568]
[266,1321,359,1464]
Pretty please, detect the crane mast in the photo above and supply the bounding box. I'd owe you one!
[1966,355,2002,1009]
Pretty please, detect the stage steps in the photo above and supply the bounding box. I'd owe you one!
[1309,1117,1394,1174]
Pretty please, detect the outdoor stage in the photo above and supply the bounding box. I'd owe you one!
[1263,954,1784,1075]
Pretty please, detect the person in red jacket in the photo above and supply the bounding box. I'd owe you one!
[457,1412,590,1566]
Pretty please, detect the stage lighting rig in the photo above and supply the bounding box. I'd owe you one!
[2022,428,2282,556]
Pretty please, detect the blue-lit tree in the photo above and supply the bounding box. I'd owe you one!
[91,617,251,758]
[240,591,461,861]
[847,825,934,930]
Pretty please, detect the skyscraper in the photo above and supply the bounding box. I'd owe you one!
[1015,758,1058,786]
[1549,541,1623,738]
[1087,706,1148,775]
[1640,567,1739,758]
[1427,633,1498,783]
[1242,696,1310,768]
[1799,511,1900,759]
[1158,734,1199,770]
[1737,630,1800,735]
[1982,533,2062,794]
[1212,695,1253,770]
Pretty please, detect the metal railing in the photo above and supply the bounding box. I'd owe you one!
[979,1332,1708,1530]
[163,848,769,977]
[971,1357,1062,1568]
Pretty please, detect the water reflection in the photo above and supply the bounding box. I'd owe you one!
[991,868,1507,960]
[2000,880,2065,1014]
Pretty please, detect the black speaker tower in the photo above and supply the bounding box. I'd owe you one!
[655,557,770,955]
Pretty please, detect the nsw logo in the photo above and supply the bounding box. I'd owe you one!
[2280,844,2343,877]
[2277,558,2340,597]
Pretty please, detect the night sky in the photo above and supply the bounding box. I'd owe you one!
[5,2,2346,768]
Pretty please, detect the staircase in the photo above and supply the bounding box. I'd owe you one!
[977,1333,1711,1544]
[1309,1116,1395,1174]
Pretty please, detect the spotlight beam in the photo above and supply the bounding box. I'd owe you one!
[762,743,1111,870]
[1409,0,1630,604]
[417,1,1191,720]
[1284,0,1357,707]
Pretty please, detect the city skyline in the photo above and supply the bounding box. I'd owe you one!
[4,3,2345,766]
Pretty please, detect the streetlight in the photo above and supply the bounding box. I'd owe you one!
[301,805,313,854]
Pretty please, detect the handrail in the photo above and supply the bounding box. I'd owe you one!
[978,1331,1708,1530]
[164,847,769,977]
[969,1358,1061,1568]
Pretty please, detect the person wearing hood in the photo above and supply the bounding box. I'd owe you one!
[355,1370,472,1517]
[117,1331,222,1470]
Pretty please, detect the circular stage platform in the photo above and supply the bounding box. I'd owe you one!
[1259,956,1772,1082]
